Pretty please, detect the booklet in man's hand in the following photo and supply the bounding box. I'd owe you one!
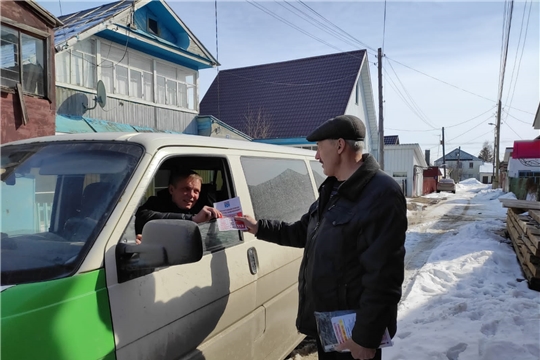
[213,197,247,231]
[314,310,393,352]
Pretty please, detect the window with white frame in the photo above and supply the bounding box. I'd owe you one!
[155,61,195,108]
[1,24,47,96]
[56,40,97,89]
[56,38,198,111]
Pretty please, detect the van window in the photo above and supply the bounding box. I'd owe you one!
[310,160,326,188]
[1,142,143,285]
[125,156,242,253]
[241,157,316,222]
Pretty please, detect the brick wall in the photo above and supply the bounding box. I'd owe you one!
[1,0,57,144]
[1,92,56,143]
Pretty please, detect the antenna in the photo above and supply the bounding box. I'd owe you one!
[83,80,107,111]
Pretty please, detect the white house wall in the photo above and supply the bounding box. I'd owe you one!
[384,147,412,197]
[508,158,540,177]
[344,57,378,158]
[434,159,483,181]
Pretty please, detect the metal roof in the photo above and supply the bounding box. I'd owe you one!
[55,1,132,46]
[53,0,218,69]
[384,135,399,145]
[200,50,367,139]
[434,148,483,163]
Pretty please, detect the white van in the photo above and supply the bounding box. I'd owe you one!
[1,133,326,360]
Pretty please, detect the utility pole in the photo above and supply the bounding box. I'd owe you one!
[442,127,446,178]
[493,100,502,189]
[378,48,384,171]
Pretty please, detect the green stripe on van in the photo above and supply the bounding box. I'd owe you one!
[1,269,115,360]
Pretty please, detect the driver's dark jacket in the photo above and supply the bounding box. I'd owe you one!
[135,189,193,234]
[255,154,407,349]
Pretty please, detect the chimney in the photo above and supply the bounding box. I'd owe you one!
[425,150,430,166]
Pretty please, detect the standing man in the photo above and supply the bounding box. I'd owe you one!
[135,169,221,243]
[236,115,407,360]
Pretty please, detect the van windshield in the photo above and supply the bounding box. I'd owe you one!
[1,141,143,285]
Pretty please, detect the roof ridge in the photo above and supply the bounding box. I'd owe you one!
[219,49,366,73]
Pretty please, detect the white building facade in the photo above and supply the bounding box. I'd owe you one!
[383,144,428,197]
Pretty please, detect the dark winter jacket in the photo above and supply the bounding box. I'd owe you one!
[135,189,194,234]
[256,154,407,349]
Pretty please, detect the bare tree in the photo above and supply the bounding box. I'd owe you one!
[445,162,460,182]
[478,141,493,163]
[242,105,272,139]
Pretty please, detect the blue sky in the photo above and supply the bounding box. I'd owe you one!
[39,0,539,162]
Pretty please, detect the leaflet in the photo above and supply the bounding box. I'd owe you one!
[314,310,393,352]
[213,197,247,231]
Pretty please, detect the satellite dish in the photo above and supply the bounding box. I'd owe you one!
[83,80,107,111]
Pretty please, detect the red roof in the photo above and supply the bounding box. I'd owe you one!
[512,140,540,158]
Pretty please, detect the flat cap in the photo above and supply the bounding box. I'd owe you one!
[306,115,366,142]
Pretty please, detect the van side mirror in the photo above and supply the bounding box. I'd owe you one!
[116,220,203,281]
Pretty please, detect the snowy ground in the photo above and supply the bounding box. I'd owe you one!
[287,179,540,360]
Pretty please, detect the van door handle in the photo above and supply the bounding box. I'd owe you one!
[247,247,259,275]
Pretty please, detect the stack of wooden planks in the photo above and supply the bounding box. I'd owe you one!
[499,198,540,291]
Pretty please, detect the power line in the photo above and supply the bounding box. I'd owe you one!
[215,0,219,67]
[427,128,495,150]
[445,114,496,143]
[382,0,387,54]
[386,59,437,129]
[385,127,439,132]
[245,1,364,59]
[386,57,495,103]
[386,56,535,116]
[444,106,497,129]
[503,0,532,124]
[387,106,496,134]
[503,121,524,140]
[248,0,536,117]
[383,67,437,129]
[497,0,514,102]
[502,109,533,124]
[296,0,378,53]
[277,1,375,55]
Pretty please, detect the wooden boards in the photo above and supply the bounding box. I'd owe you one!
[506,208,540,291]
[499,198,540,211]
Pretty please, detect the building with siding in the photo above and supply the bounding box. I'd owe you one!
[53,0,218,134]
[383,143,428,197]
[479,163,494,184]
[434,148,484,182]
[507,140,540,200]
[1,0,62,143]
[200,50,380,158]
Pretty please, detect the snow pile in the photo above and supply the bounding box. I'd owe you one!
[499,192,518,200]
[459,178,484,185]
[384,181,540,360]
[291,180,540,360]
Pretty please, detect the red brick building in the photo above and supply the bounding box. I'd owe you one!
[1,0,62,143]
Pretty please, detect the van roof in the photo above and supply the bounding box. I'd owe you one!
[3,132,317,157]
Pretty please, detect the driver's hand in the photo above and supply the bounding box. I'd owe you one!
[193,206,222,223]
[135,234,142,244]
